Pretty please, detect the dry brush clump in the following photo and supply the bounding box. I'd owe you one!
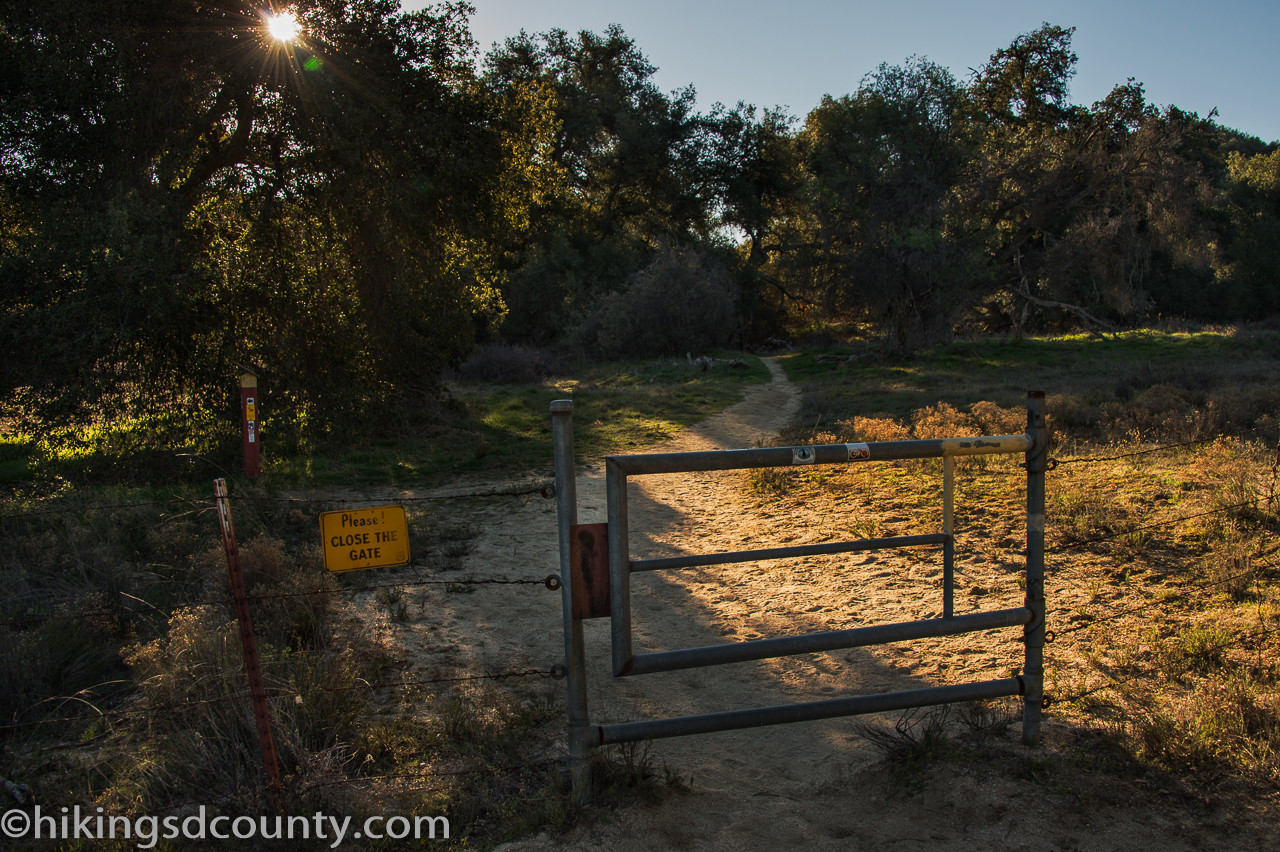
[0,502,211,732]
[747,399,1028,499]
[91,535,390,813]
[0,509,570,839]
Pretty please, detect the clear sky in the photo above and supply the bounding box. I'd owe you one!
[400,0,1279,144]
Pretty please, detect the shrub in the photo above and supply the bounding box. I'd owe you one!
[452,343,566,384]
[836,416,911,443]
[581,246,740,359]
[1046,392,1101,437]
[911,402,973,439]
[968,400,1026,436]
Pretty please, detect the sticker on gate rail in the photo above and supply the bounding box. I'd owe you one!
[846,443,871,461]
[792,447,816,464]
[320,505,410,573]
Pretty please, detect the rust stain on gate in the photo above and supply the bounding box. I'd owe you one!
[570,522,611,620]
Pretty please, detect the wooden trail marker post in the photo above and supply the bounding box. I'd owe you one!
[240,373,261,479]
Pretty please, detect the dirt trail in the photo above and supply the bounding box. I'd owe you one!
[360,359,1265,850]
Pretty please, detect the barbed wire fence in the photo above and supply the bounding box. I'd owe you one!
[4,425,1279,809]
[0,477,573,812]
[0,481,556,522]
[1020,427,1280,716]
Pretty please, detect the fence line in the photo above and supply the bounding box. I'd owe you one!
[1049,566,1272,640]
[0,481,554,522]
[239,574,560,603]
[1050,625,1276,708]
[0,497,211,520]
[0,669,563,733]
[7,572,559,625]
[1053,426,1269,467]
[1047,498,1265,554]
[237,484,554,505]
[1034,486,1278,710]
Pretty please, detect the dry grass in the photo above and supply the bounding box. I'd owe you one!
[6,327,1280,844]
[777,329,1280,797]
[0,499,570,849]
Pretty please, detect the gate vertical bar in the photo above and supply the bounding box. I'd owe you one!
[607,460,632,676]
[943,455,955,618]
[552,401,592,801]
[1022,392,1048,745]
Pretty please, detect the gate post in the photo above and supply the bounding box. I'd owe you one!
[552,400,593,801]
[1022,391,1048,745]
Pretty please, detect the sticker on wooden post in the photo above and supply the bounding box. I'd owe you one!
[320,505,410,573]
[240,373,261,479]
[570,523,611,619]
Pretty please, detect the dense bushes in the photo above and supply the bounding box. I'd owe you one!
[452,343,566,384]
[580,247,740,359]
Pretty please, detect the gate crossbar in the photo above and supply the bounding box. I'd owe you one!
[632,533,946,572]
[608,434,1033,476]
[599,677,1026,745]
[624,606,1031,675]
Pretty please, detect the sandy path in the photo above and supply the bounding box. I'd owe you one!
[360,359,1268,850]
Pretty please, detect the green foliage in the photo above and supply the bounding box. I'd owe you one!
[778,57,980,353]
[0,0,502,444]
[967,24,1078,127]
[4,4,1280,473]
[0,437,33,485]
[1213,149,1280,316]
[581,245,741,358]
[482,25,718,342]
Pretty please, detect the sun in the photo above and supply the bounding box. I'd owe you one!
[265,10,300,43]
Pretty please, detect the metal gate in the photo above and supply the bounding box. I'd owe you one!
[552,392,1049,801]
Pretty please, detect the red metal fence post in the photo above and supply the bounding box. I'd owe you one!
[214,478,286,814]
[240,373,261,479]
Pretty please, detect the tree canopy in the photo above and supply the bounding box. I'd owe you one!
[2,9,1276,447]
[2,0,501,442]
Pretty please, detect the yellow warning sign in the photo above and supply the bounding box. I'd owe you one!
[320,505,410,573]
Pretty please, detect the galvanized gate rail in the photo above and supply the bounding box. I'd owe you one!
[553,392,1049,802]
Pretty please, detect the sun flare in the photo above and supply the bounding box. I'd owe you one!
[265,11,300,43]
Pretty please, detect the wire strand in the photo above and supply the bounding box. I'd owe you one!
[1054,427,1266,466]
[1048,498,1265,553]
[0,669,560,732]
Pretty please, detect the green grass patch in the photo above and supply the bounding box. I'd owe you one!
[263,353,769,489]
[2,353,768,495]
[0,436,35,485]
[779,327,1280,444]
